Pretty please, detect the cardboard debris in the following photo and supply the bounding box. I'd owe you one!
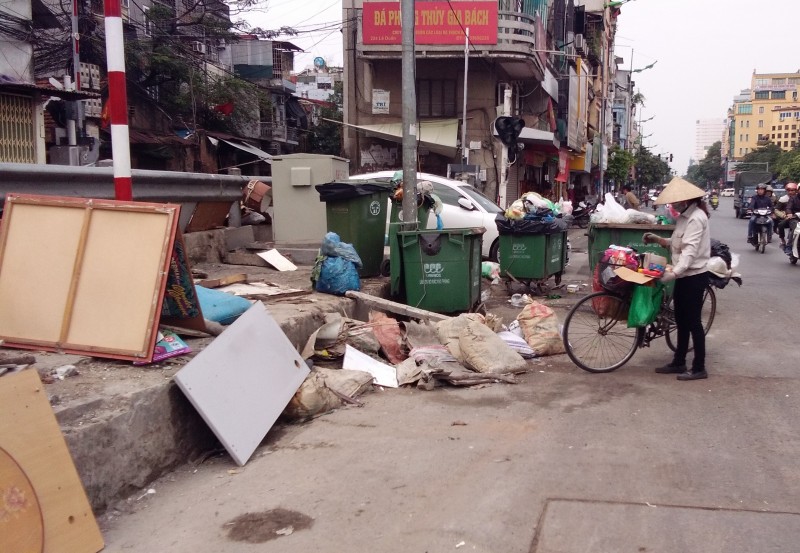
[217,281,310,301]
[257,249,297,271]
[613,266,655,285]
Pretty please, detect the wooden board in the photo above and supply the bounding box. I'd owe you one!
[216,281,310,301]
[0,369,104,553]
[174,302,310,466]
[0,194,179,361]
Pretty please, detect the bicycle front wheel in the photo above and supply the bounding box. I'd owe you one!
[665,284,717,352]
[563,291,643,373]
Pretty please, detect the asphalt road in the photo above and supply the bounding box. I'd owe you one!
[100,196,800,552]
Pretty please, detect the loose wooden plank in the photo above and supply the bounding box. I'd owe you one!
[197,273,248,289]
[345,291,451,322]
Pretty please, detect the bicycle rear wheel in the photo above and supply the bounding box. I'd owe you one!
[563,291,642,373]
[665,284,716,352]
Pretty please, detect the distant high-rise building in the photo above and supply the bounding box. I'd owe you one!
[694,118,726,161]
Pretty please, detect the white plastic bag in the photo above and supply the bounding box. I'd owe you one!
[601,193,628,223]
[559,199,574,216]
[624,209,657,225]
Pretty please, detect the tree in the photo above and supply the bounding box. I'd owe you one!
[684,141,722,188]
[737,144,782,175]
[309,82,343,156]
[778,151,800,182]
[634,146,671,188]
[606,145,634,187]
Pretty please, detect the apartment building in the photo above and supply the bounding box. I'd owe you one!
[730,71,800,160]
[341,0,621,206]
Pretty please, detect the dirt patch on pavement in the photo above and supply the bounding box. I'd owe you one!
[225,508,314,543]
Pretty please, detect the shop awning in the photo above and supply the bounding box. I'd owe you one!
[220,139,273,164]
[337,118,459,157]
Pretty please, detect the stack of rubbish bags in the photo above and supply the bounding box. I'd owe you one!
[589,192,664,225]
[496,191,570,234]
[311,232,363,295]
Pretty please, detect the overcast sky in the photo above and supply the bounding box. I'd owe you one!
[249,0,798,173]
[616,0,798,174]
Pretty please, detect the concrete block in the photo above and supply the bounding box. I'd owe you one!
[184,229,226,264]
[224,225,256,251]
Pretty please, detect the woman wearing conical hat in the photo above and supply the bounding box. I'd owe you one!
[643,177,711,381]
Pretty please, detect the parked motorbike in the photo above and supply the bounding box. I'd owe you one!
[571,200,595,229]
[709,195,719,210]
[748,207,772,253]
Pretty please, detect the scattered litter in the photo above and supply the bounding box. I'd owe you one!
[451,420,467,426]
[218,281,310,301]
[228,469,241,475]
[137,488,156,500]
[369,311,406,364]
[257,249,297,272]
[455,541,466,548]
[566,284,579,293]
[275,527,294,536]
[197,273,248,289]
[342,345,398,388]
[133,329,191,366]
[54,364,79,380]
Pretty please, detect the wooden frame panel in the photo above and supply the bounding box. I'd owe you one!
[0,369,104,553]
[0,194,179,361]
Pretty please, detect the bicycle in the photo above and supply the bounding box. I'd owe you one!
[562,282,716,373]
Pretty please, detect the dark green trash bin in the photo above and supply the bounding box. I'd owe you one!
[498,231,567,281]
[316,181,391,277]
[398,228,483,313]
[588,223,674,272]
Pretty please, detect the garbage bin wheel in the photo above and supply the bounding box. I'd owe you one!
[554,272,562,285]
[380,258,391,277]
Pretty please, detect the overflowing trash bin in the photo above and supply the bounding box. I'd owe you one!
[316,181,391,277]
[495,208,568,293]
[397,228,484,313]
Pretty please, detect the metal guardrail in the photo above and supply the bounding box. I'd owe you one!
[0,163,274,228]
[0,163,271,202]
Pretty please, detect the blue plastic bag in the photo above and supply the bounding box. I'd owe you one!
[320,232,362,268]
[315,256,361,295]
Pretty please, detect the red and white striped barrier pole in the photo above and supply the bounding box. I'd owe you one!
[103,0,132,200]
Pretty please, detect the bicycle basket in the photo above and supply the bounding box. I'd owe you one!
[596,261,635,295]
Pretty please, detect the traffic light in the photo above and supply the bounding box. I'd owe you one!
[494,116,525,162]
[669,154,673,162]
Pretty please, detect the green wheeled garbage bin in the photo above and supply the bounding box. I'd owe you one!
[588,223,674,272]
[316,181,391,277]
[398,228,483,314]
[388,199,431,297]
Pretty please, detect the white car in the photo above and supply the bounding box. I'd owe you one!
[721,188,735,197]
[348,171,503,260]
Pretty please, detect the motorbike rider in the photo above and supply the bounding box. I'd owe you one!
[747,182,773,244]
[785,183,800,246]
[774,183,795,248]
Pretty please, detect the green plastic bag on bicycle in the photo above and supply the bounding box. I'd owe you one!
[627,282,664,328]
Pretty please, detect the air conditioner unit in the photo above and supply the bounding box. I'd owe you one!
[574,34,586,54]
[565,45,577,58]
[215,38,226,49]
[191,41,207,54]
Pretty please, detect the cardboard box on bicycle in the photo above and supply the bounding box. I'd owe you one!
[613,266,655,285]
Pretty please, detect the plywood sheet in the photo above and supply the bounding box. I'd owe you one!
[0,194,179,361]
[0,369,104,553]
[174,302,310,466]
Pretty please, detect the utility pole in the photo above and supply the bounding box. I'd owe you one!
[497,85,512,208]
[400,0,417,227]
[460,28,470,165]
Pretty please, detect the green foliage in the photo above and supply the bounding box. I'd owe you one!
[684,141,722,187]
[606,145,635,186]
[634,146,671,188]
[737,143,782,174]
[778,150,800,182]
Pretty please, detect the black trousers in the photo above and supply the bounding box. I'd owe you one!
[672,272,709,371]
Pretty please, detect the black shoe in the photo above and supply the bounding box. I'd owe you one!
[677,370,708,381]
[655,363,686,374]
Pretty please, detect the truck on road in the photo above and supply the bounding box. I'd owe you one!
[733,171,772,218]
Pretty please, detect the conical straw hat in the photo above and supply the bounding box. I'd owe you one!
[654,177,705,205]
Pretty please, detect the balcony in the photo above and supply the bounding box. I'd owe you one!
[358,9,546,79]
[260,122,299,144]
[756,135,770,146]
